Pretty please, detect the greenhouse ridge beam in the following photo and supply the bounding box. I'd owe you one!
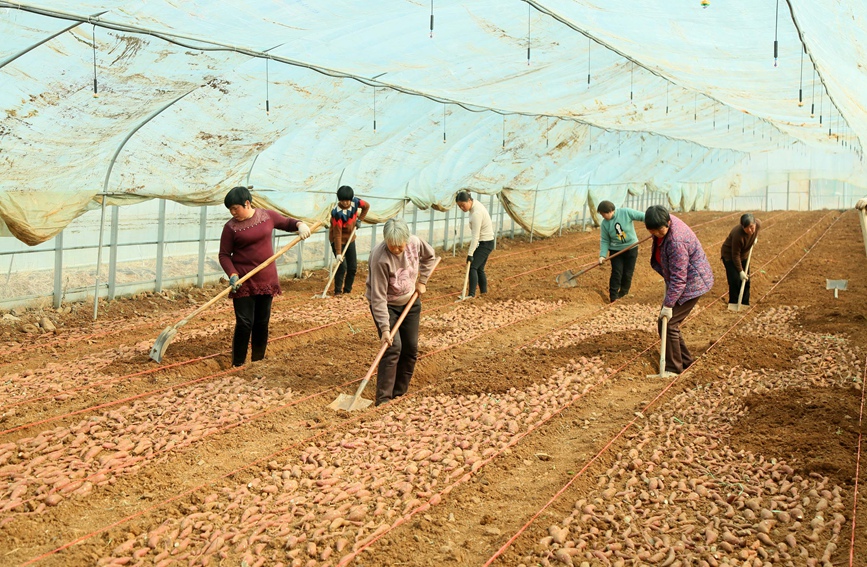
[0,1,748,154]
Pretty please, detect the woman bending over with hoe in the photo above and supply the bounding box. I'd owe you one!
[720,213,760,308]
[645,205,713,375]
[366,218,437,406]
[597,199,645,303]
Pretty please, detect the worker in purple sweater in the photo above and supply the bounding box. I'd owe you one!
[645,205,714,375]
[219,186,311,367]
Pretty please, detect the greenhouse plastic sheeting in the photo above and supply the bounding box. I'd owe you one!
[1,1,866,245]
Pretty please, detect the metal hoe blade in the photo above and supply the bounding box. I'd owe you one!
[328,392,374,412]
[825,279,848,299]
[555,270,578,288]
[149,326,177,363]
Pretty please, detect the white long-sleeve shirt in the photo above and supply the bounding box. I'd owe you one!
[466,200,494,256]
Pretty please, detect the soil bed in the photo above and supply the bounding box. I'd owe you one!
[0,210,864,567]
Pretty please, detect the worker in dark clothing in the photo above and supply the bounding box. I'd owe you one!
[720,213,760,308]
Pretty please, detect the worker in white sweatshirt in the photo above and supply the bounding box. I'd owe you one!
[455,191,495,298]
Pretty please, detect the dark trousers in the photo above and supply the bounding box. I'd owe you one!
[657,296,699,374]
[330,241,358,294]
[370,298,421,406]
[608,246,639,302]
[722,258,750,306]
[232,295,273,367]
[468,240,494,297]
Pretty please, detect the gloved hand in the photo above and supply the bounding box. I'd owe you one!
[296,222,311,240]
[229,274,241,292]
[599,256,606,265]
[336,253,344,263]
[658,305,673,321]
[739,270,749,282]
[466,256,473,264]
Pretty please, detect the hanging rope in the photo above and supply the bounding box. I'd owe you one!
[526,3,531,65]
[373,86,377,132]
[91,23,98,97]
[586,36,591,86]
[429,0,434,38]
[665,81,671,114]
[265,57,270,115]
[819,85,824,125]
[442,103,446,143]
[798,47,804,107]
[810,65,816,118]
[773,0,780,67]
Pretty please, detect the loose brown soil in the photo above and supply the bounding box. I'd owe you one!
[735,386,861,487]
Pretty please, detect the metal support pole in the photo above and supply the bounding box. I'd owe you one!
[296,240,305,278]
[807,180,812,211]
[786,175,790,211]
[108,205,119,300]
[155,199,166,292]
[53,231,64,309]
[459,208,465,248]
[412,204,418,235]
[529,187,539,243]
[370,222,377,252]
[498,195,505,236]
[197,206,207,288]
[490,194,498,250]
[558,185,566,236]
[92,194,107,320]
[443,208,449,250]
[91,88,196,320]
[511,212,516,238]
[428,208,435,245]
[451,208,457,257]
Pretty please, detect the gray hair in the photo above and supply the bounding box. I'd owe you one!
[740,213,755,228]
[383,218,410,246]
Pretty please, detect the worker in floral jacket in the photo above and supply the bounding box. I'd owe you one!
[644,205,714,374]
[329,185,370,296]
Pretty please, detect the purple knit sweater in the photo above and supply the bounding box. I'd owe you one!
[219,209,300,298]
[650,215,714,307]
